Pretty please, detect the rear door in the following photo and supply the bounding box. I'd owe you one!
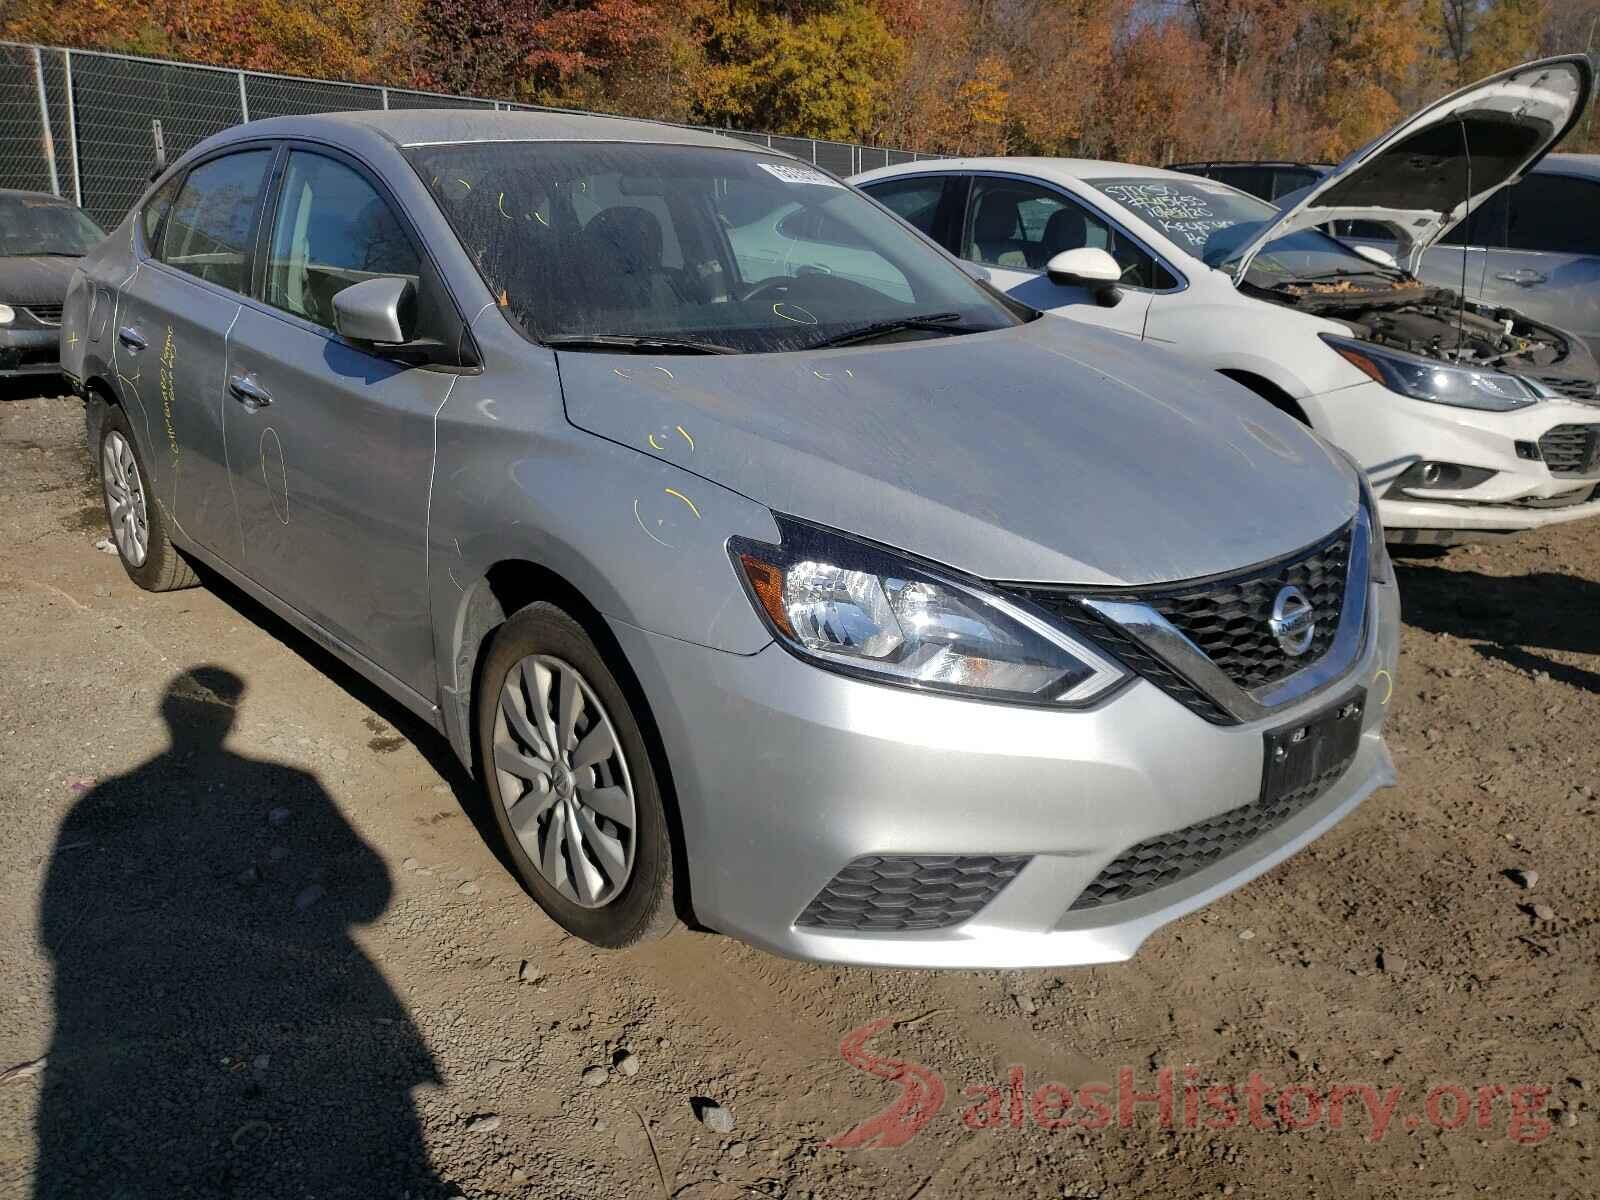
[223,145,451,696]
[113,146,275,563]
[1485,171,1600,357]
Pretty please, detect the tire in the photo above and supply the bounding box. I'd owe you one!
[96,403,197,592]
[475,602,677,947]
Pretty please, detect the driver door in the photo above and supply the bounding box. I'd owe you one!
[958,176,1154,338]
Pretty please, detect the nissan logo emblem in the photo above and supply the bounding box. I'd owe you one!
[1269,585,1316,657]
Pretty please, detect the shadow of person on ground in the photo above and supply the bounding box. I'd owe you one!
[35,666,452,1198]
[1394,558,1600,694]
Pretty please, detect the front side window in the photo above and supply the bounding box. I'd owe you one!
[964,177,1171,288]
[0,194,104,257]
[409,141,1018,354]
[157,150,272,292]
[264,151,421,329]
[1505,174,1600,256]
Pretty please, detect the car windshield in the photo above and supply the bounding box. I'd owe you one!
[1089,176,1387,287]
[407,141,1021,354]
[0,194,104,256]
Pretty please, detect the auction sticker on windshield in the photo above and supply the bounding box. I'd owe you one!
[758,162,843,187]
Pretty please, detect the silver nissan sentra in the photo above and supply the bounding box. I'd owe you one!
[61,111,1399,968]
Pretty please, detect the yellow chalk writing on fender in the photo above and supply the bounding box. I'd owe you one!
[158,326,179,469]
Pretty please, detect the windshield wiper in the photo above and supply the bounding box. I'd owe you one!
[542,333,739,355]
[808,312,969,349]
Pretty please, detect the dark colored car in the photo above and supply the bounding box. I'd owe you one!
[1165,161,1331,202]
[0,189,106,380]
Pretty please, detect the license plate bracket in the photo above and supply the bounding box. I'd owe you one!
[1261,689,1366,805]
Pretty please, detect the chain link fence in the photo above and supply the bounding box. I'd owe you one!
[0,41,928,230]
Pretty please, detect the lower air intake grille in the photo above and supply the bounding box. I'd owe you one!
[796,854,1030,931]
[1537,424,1600,477]
[1069,761,1351,911]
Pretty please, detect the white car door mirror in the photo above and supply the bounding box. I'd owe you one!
[333,276,416,345]
[1045,247,1123,306]
[1352,244,1398,270]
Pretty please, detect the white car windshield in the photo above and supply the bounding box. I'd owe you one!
[408,141,1022,354]
[1089,176,1392,287]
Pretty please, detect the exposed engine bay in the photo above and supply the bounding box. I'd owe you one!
[1249,273,1600,397]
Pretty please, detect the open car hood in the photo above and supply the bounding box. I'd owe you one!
[1232,55,1593,279]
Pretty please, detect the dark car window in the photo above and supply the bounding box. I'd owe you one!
[1440,189,1509,249]
[1505,174,1600,256]
[0,194,104,256]
[1270,167,1323,200]
[140,174,182,251]
[1207,166,1274,200]
[861,176,946,239]
[264,151,422,330]
[409,141,1019,354]
[962,176,1173,288]
[157,150,272,293]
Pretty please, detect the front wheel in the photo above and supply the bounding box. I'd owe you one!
[475,602,677,947]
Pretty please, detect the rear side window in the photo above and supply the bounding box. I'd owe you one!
[1505,174,1600,255]
[862,176,946,239]
[157,150,272,293]
[263,151,422,329]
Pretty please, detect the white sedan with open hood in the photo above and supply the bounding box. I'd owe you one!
[854,56,1600,543]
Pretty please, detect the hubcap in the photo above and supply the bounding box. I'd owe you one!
[101,431,149,567]
[492,654,636,908]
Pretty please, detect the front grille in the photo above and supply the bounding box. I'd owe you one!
[796,854,1029,931]
[1536,375,1600,403]
[1537,425,1600,477]
[1069,759,1351,910]
[23,304,62,326]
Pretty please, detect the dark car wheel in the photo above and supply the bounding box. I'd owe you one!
[97,403,197,592]
[475,602,677,947]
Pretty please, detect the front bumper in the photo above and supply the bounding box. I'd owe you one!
[1303,379,1600,534]
[610,576,1399,969]
[0,326,61,377]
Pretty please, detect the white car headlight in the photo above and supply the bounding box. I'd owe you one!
[0,304,14,326]
[1321,332,1539,412]
[731,517,1128,706]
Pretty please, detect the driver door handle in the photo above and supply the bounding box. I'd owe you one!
[227,373,272,409]
[117,326,146,351]
[1495,268,1547,287]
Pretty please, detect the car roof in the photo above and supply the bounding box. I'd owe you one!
[1539,152,1600,179]
[853,156,1200,185]
[201,109,778,155]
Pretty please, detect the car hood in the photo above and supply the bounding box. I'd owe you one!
[0,255,78,305]
[1234,55,1593,279]
[558,318,1357,587]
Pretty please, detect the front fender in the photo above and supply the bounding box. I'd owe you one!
[428,327,779,762]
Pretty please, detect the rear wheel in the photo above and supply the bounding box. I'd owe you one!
[475,602,676,947]
[97,404,197,592]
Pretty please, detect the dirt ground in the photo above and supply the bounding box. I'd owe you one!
[0,388,1596,1200]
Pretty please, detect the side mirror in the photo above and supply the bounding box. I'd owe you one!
[1352,244,1398,270]
[1046,247,1123,294]
[333,276,417,346]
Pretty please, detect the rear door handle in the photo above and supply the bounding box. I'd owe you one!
[117,326,146,351]
[227,373,272,409]
[1494,269,1547,287]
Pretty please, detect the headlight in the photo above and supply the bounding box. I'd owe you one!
[1321,332,1539,412]
[0,304,14,326]
[730,517,1128,706]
